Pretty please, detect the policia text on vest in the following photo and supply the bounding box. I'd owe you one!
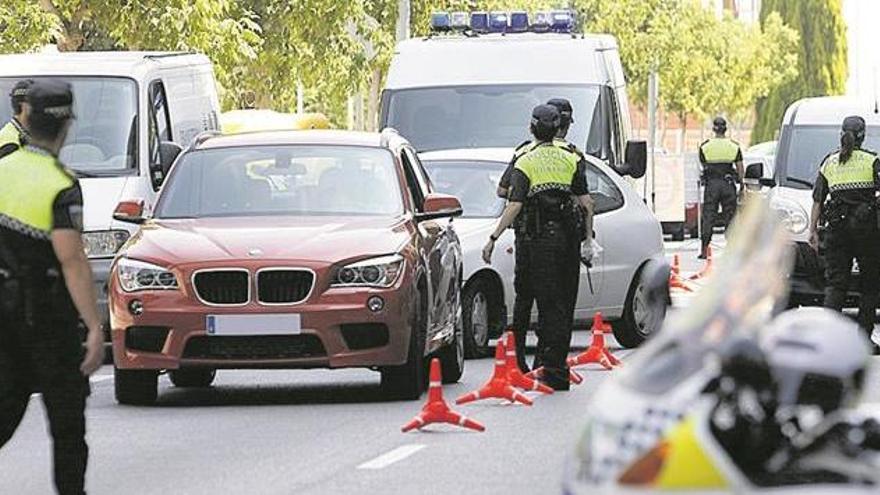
[0,79,104,495]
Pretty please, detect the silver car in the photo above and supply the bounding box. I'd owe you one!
[421,148,666,357]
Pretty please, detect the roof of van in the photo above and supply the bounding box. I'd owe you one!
[385,33,617,89]
[784,96,880,126]
[196,130,391,150]
[0,52,212,79]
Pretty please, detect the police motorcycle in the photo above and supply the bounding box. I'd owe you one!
[562,198,880,494]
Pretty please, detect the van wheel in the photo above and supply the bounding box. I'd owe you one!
[170,369,216,388]
[462,280,493,358]
[381,288,428,400]
[114,368,158,405]
[613,268,666,348]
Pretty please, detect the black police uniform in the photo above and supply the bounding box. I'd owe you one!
[507,137,588,386]
[0,82,89,495]
[812,147,880,332]
[698,137,742,252]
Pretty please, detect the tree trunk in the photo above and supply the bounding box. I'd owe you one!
[39,0,86,51]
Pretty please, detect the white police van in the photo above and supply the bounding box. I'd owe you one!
[381,11,665,352]
[766,96,880,306]
[0,52,221,330]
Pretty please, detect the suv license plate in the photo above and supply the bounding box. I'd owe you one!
[206,314,301,336]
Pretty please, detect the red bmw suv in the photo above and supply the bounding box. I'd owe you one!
[109,129,464,404]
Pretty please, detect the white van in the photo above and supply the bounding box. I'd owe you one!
[380,30,645,178]
[766,97,880,306]
[0,51,221,327]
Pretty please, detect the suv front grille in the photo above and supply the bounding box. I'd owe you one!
[257,269,313,304]
[193,270,249,305]
[182,335,326,360]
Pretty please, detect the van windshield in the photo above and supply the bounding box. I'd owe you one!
[780,125,880,189]
[0,77,137,176]
[383,84,602,153]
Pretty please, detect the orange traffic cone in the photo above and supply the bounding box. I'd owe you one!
[455,341,533,406]
[525,366,584,385]
[689,246,714,281]
[669,254,694,292]
[503,332,554,394]
[401,358,485,433]
[567,324,620,370]
[592,312,613,334]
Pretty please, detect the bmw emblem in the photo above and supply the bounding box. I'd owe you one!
[247,248,263,257]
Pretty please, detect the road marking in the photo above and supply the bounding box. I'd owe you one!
[357,444,426,470]
[90,375,114,384]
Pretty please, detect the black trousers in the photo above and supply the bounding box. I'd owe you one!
[512,236,535,372]
[0,303,89,495]
[514,224,579,381]
[701,177,738,248]
[824,225,880,332]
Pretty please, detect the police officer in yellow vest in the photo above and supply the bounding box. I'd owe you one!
[0,79,33,159]
[495,98,588,371]
[698,117,743,259]
[809,116,880,347]
[0,80,104,495]
[483,104,593,390]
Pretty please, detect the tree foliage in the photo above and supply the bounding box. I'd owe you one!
[752,0,847,143]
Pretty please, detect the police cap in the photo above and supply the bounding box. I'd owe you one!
[712,116,727,133]
[842,115,866,134]
[547,98,574,124]
[531,104,561,130]
[10,79,33,106]
[27,79,75,121]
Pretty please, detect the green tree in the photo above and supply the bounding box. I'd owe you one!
[0,1,57,53]
[752,0,847,143]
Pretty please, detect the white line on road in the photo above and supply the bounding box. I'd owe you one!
[90,375,114,384]
[357,444,426,470]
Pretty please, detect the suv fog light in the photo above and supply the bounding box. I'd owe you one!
[367,296,385,313]
[129,299,144,316]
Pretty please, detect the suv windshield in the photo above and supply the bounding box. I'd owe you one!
[0,77,137,176]
[423,160,505,218]
[155,145,403,218]
[383,84,602,153]
[780,125,880,188]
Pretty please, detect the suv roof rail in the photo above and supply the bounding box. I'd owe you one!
[189,130,223,149]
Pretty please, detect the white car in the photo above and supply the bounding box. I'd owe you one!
[421,148,666,356]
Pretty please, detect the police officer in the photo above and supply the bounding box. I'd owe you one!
[698,117,743,259]
[0,80,104,495]
[483,104,593,389]
[495,98,586,372]
[808,116,880,347]
[0,79,33,159]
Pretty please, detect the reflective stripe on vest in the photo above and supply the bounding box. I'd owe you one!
[820,149,877,193]
[0,121,21,149]
[0,147,75,240]
[514,142,578,196]
[700,138,740,164]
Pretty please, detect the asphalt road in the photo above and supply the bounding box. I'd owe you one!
[2,239,879,495]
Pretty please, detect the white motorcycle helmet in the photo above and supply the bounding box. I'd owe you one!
[761,308,870,414]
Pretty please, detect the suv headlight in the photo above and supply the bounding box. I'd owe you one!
[771,197,808,235]
[332,254,405,288]
[83,230,130,258]
[117,258,179,292]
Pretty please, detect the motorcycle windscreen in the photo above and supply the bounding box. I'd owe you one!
[618,197,794,396]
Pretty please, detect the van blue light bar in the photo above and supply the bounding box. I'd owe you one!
[450,12,469,30]
[431,12,451,32]
[488,11,508,33]
[470,11,489,33]
[509,11,529,32]
[532,11,551,32]
[550,10,574,33]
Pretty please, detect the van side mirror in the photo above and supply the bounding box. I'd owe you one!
[758,177,776,188]
[113,200,146,224]
[744,162,764,179]
[616,140,647,178]
[151,141,183,189]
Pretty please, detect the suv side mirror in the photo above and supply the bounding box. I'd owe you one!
[417,193,463,221]
[113,200,146,224]
[616,140,647,178]
[151,141,183,189]
[744,162,764,179]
